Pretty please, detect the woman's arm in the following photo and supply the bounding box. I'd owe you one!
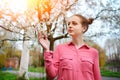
[93,50,102,80]
[44,46,60,79]
[38,31,60,79]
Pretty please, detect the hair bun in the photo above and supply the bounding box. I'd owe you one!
[88,18,94,24]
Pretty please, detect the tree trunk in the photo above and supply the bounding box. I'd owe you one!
[18,31,29,80]
[18,41,29,80]
[50,39,54,51]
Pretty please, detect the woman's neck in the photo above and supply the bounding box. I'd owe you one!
[72,36,84,49]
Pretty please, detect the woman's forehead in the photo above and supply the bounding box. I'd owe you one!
[67,16,81,22]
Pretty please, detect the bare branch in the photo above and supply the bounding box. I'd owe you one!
[0,25,31,39]
[0,25,23,35]
[54,33,68,41]
[51,15,59,32]
[65,0,78,11]
[0,38,30,42]
[0,25,13,32]
[95,8,120,20]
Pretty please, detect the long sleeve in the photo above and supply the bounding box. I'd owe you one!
[44,46,60,79]
[93,50,102,80]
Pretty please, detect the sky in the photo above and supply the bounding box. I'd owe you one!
[0,0,27,13]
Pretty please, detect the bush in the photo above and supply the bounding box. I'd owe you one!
[0,54,6,69]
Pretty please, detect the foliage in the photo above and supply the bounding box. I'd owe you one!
[0,54,6,68]
[13,50,22,58]
[0,41,11,68]
[101,68,120,77]
[1,41,12,58]
[29,49,44,67]
[104,38,120,72]
[0,41,22,69]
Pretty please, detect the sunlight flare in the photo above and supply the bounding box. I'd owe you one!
[8,0,27,13]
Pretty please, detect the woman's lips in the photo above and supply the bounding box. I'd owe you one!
[68,29,73,33]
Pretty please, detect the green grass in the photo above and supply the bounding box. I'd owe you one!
[0,71,46,80]
[1,67,120,80]
[3,67,45,73]
[30,77,46,80]
[0,71,17,80]
[101,68,120,78]
[0,67,45,80]
[28,67,45,73]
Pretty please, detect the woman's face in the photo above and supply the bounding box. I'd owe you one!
[67,16,86,37]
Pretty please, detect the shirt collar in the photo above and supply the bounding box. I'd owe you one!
[67,42,90,49]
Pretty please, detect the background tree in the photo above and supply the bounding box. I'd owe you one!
[104,38,120,72]
[0,41,12,68]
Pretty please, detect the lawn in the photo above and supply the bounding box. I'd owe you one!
[0,67,120,80]
[28,67,45,73]
[0,67,46,80]
[28,67,120,78]
[0,71,17,80]
[101,68,120,78]
[0,71,46,80]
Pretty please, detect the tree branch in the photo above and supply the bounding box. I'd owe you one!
[0,25,31,39]
[0,25,13,32]
[95,8,120,19]
[0,38,30,42]
[65,0,78,11]
[54,33,68,41]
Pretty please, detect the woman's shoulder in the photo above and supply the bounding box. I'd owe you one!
[88,46,99,54]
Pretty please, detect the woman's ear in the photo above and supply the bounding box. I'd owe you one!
[82,26,87,33]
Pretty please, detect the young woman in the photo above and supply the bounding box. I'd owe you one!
[38,14,102,80]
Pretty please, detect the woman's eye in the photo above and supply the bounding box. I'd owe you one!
[72,22,77,25]
[68,22,70,26]
[67,21,77,26]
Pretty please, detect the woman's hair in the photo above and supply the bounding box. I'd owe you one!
[72,14,94,33]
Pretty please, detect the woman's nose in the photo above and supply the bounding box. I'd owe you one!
[68,24,73,29]
[68,23,72,28]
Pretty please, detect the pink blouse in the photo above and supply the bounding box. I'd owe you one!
[44,42,102,80]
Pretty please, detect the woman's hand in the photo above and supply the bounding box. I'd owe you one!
[38,31,50,51]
